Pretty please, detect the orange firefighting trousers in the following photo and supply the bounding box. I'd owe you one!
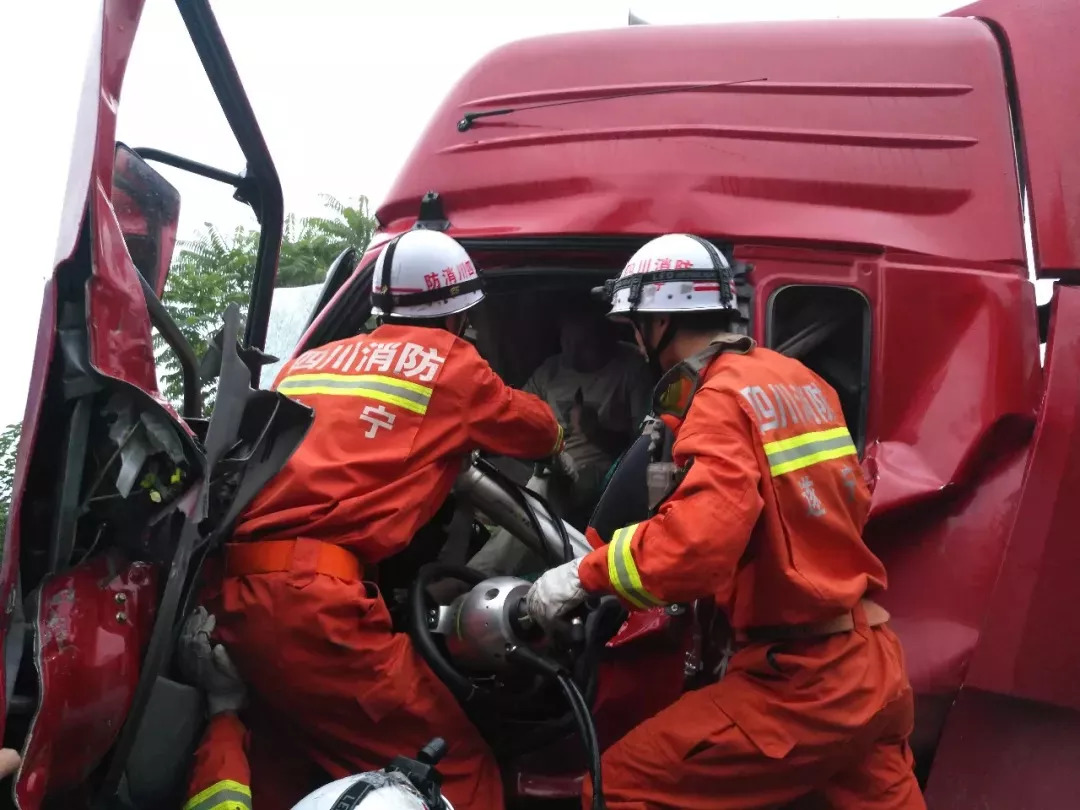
[215,539,503,810]
[583,607,925,810]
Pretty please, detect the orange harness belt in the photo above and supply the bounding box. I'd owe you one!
[225,539,364,581]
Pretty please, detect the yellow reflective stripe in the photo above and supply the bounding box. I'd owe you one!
[277,373,432,415]
[283,373,433,397]
[278,385,426,414]
[607,528,646,608]
[762,426,857,477]
[183,779,252,810]
[606,523,665,609]
[762,426,849,455]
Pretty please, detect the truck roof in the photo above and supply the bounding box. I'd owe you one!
[378,18,1025,269]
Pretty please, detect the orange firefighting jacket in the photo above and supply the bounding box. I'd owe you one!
[234,324,562,562]
[184,713,251,810]
[578,338,887,629]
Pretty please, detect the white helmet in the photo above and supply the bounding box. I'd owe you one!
[370,230,484,320]
[607,234,739,317]
[291,771,455,810]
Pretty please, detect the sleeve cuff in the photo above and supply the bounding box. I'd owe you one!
[578,546,611,594]
[584,526,605,550]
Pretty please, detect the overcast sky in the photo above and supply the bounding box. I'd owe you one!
[0,0,1000,426]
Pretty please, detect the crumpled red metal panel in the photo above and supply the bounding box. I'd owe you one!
[0,0,153,749]
[86,0,161,397]
[863,255,1040,513]
[15,554,157,809]
[961,285,1080,710]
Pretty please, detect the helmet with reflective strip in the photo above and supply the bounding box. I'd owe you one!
[290,771,455,810]
[607,233,739,317]
[370,230,484,320]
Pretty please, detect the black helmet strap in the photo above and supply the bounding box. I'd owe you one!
[612,236,735,313]
[370,235,483,318]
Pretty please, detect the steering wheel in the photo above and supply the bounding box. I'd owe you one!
[410,561,632,765]
[408,563,490,705]
[409,561,627,702]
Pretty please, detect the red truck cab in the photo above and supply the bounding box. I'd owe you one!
[3,1,1080,808]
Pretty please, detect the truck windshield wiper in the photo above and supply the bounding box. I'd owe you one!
[457,77,766,132]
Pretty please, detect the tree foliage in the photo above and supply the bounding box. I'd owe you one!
[155,196,376,406]
[0,422,23,548]
[278,195,378,288]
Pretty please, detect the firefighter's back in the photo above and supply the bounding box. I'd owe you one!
[701,347,887,629]
[235,323,476,563]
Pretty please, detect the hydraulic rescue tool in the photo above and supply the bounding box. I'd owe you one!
[408,455,622,810]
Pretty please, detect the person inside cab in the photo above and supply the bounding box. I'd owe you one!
[210,230,563,810]
[526,234,925,809]
[522,297,652,529]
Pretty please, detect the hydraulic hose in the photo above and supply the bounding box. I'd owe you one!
[575,596,627,708]
[474,455,562,565]
[459,456,589,563]
[506,645,606,810]
[559,672,604,810]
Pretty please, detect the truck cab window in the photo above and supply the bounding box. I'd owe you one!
[766,285,870,453]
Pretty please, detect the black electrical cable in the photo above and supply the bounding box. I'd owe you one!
[561,672,605,810]
[473,456,574,564]
[470,456,554,565]
[519,470,574,563]
[576,596,627,707]
[507,646,606,810]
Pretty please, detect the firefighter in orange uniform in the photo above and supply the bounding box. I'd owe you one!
[526,234,925,810]
[213,230,563,810]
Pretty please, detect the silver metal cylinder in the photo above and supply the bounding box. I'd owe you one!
[444,577,532,672]
[453,463,591,561]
